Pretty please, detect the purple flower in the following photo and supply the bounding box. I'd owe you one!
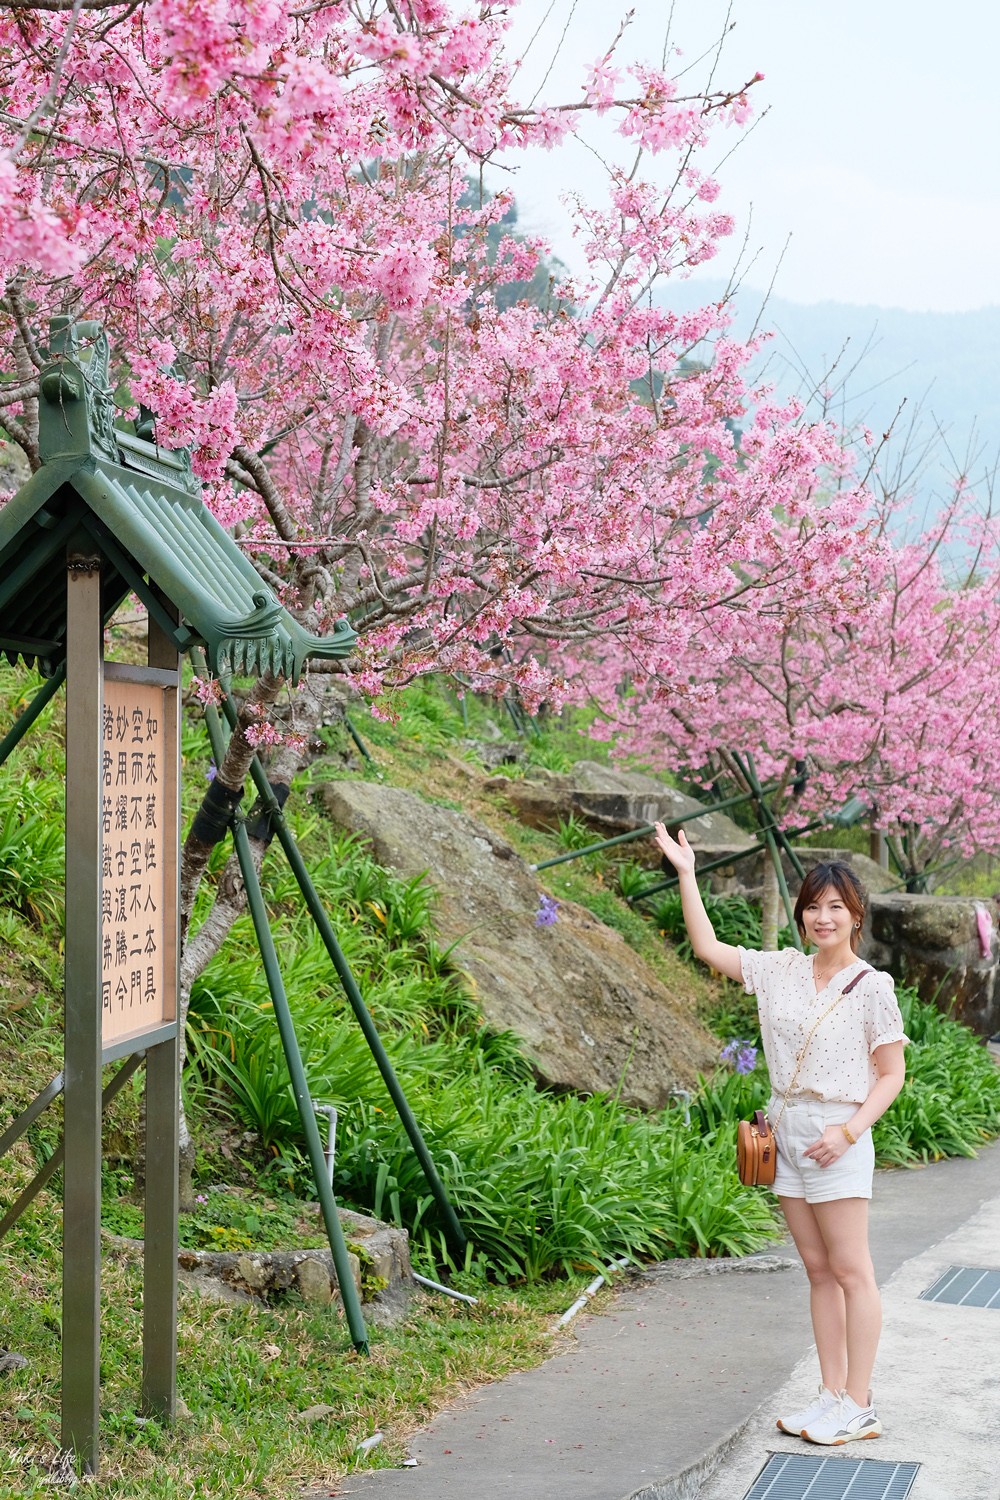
[206,761,217,782]
[721,1039,758,1075]
[535,894,560,927]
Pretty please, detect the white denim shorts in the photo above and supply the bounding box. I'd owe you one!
[769,1096,874,1203]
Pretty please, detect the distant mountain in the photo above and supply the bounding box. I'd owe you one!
[657,280,1000,502]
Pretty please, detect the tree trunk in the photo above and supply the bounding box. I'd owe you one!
[761,851,781,951]
[174,669,344,1208]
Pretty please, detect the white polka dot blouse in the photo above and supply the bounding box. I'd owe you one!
[738,948,908,1105]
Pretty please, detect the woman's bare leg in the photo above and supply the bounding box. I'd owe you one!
[779,1196,847,1394]
[811,1197,880,1406]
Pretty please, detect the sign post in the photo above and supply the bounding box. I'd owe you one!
[62,555,180,1472]
[62,544,104,1471]
[0,316,368,1473]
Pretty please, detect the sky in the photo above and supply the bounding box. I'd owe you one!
[494,0,1000,313]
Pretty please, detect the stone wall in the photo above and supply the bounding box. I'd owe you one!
[864,894,999,1035]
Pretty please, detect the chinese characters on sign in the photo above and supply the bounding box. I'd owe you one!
[101,677,169,1045]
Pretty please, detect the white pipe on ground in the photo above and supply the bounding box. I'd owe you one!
[553,1257,631,1330]
[412,1272,479,1305]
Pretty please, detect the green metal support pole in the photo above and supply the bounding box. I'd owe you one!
[211,684,466,1254]
[731,753,802,949]
[531,782,781,873]
[741,751,806,883]
[0,661,66,769]
[634,837,768,901]
[342,713,376,766]
[199,703,370,1352]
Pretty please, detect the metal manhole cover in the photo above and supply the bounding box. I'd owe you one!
[919,1265,1000,1307]
[742,1453,920,1500]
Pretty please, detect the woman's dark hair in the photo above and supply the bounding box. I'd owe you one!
[793,861,867,952]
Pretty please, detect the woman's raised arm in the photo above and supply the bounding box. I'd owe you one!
[652,823,745,982]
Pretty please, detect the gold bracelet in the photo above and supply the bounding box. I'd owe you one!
[841,1124,857,1146]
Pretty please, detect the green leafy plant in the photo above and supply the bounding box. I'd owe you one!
[554,811,598,854]
[873,987,1000,1164]
[616,859,654,901]
[647,887,793,958]
[0,775,64,926]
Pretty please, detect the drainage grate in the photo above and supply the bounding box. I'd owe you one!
[919,1264,1000,1307]
[742,1453,920,1500]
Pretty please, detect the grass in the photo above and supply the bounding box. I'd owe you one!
[0,1198,576,1499]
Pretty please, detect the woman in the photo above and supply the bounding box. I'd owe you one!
[653,823,906,1446]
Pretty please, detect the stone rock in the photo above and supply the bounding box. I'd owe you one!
[178,1245,363,1303]
[865,894,1000,1034]
[787,847,898,897]
[461,738,526,771]
[294,1256,334,1305]
[110,1206,413,1319]
[298,1404,339,1423]
[338,1206,413,1293]
[316,780,717,1109]
[486,760,754,858]
[234,1253,272,1293]
[0,1349,28,1375]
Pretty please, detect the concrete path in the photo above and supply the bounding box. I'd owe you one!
[342,1138,1000,1500]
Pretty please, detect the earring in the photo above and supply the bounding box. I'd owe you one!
[854,922,861,929]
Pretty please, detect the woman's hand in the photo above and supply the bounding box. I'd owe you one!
[803,1125,853,1169]
[653,822,696,877]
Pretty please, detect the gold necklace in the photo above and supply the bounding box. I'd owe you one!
[813,956,850,986]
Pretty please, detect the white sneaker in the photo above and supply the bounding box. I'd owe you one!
[802,1389,882,1445]
[776,1385,839,1437]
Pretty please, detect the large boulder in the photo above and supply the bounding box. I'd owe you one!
[699,844,899,902]
[781,847,898,898]
[865,894,999,1034]
[485,760,755,859]
[316,780,717,1109]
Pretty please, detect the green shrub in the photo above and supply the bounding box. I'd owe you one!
[187,821,780,1278]
[647,887,793,958]
[616,859,653,901]
[554,812,599,853]
[873,988,1000,1164]
[0,774,64,926]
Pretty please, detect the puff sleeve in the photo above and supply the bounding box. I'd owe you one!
[863,970,907,1053]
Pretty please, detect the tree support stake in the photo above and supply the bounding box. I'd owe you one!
[209,678,467,1256]
[199,697,370,1353]
[0,661,66,769]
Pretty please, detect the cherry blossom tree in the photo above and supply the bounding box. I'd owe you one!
[1,0,904,1181]
[606,471,1000,904]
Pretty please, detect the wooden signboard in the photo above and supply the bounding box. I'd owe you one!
[100,666,177,1047]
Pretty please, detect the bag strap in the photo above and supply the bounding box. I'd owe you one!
[768,965,872,1136]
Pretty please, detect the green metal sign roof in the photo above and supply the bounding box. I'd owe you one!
[0,318,355,679]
